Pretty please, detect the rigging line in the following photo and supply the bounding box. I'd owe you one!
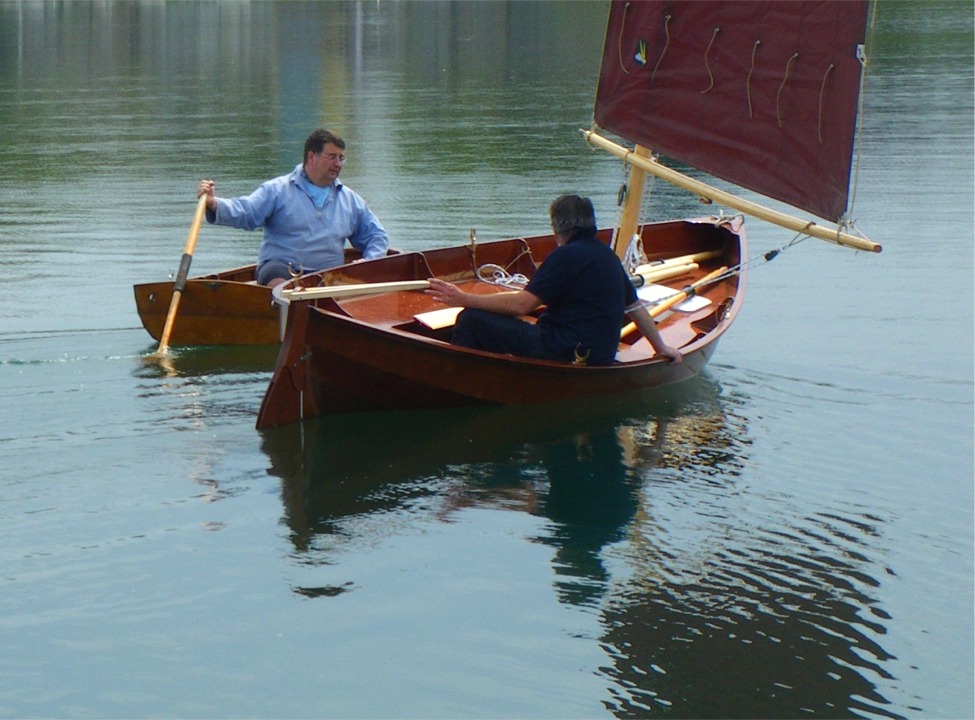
[467,228,478,271]
[817,64,835,144]
[614,151,657,238]
[746,40,760,118]
[624,233,649,272]
[701,27,720,94]
[640,164,657,224]
[614,151,629,236]
[484,229,810,301]
[651,13,671,82]
[718,228,813,283]
[618,1,631,74]
[776,52,799,128]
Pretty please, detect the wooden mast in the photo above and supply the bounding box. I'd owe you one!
[611,145,653,260]
[584,130,881,253]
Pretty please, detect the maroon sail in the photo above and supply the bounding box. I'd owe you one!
[594,0,868,223]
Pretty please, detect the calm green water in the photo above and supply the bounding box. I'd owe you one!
[1,2,972,718]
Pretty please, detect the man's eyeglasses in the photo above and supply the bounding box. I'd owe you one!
[318,152,345,162]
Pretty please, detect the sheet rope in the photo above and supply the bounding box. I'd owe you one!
[623,220,814,296]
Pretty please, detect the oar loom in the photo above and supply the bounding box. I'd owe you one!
[152,194,208,357]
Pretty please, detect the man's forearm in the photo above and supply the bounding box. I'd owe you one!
[630,307,667,350]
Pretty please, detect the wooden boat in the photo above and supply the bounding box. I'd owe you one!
[256,0,879,428]
[133,249,381,346]
[256,219,745,426]
[134,263,279,346]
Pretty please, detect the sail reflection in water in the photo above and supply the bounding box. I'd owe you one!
[260,376,897,717]
[601,443,899,717]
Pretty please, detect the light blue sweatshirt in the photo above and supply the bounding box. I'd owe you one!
[208,164,389,276]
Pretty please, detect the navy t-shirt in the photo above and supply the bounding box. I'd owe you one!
[526,231,637,365]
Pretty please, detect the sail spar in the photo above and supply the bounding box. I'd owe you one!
[594,0,869,226]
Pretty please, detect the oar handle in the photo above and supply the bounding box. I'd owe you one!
[182,195,208,259]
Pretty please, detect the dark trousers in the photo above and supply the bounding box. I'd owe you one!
[451,308,560,360]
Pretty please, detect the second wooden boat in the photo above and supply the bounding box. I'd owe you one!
[133,249,396,346]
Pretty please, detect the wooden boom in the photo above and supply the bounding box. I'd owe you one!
[582,130,881,253]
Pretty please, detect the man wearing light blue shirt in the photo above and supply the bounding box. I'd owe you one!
[197,129,389,286]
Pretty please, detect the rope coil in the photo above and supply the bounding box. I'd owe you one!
[476,263,529,289]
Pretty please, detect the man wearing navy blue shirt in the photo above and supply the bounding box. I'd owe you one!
[197,129,389,287]
[426,195,682,366]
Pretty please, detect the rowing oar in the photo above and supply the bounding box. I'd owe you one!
[282,280,431,300]
[620,265,730,339]
[151,194,208,357]
[631,249,721,280]
[282,251,722,301]
[630,262,698,287]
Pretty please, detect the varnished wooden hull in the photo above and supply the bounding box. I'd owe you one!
[133,249,389,347]
[256,218,746,427]
[134,265,281,346]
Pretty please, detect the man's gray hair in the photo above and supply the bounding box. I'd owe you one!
[549,195,596,235]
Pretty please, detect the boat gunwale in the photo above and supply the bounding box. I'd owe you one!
[292,216,747,371]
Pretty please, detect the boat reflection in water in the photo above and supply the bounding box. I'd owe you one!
[260,376,735,557]
[260,374,898,717]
